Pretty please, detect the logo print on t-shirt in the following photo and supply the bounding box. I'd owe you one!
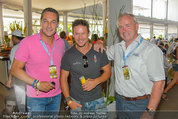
[94,55,97,63]
[73,62,81,66]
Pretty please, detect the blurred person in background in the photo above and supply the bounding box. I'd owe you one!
[162,38,178,100]
[6,30,26,112]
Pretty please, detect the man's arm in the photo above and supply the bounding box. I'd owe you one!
[60,69,82,110]
[6,47,16,88]
[60,69,70,99]
[11,58,55,92]
[82,64,111,91]
[6,73,12,88]
[144,46,165,110]
[141,80,165,119]
[93,41,106,53]
[147,80,165,110]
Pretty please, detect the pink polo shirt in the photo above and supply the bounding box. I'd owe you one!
[15,32,65,98]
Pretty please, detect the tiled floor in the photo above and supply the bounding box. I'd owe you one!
[158,85,178,110]
[155,85,178,119]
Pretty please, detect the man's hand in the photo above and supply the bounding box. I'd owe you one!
[69,101,82,110]
[38,81,55,92]
[140,111,154,119]
[94,42,105,53]
[161,93,168,100]
[6,80,12,88]
[82,79,98,91]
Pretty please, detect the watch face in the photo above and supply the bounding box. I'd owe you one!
[146,108,155,116]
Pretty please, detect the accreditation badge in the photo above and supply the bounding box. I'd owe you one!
[122,65,130,80]
[49,65,58,79]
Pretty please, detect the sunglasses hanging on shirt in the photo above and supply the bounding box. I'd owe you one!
[82,55,88,68]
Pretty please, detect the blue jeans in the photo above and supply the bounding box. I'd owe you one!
[70,97,108,119]
[27,93,61,119]
[116,93,149,119]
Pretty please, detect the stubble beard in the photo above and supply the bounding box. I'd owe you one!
[76,42,87,48]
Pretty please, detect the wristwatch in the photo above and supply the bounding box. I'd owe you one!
[145,107,155,116]
[163,92,167,95]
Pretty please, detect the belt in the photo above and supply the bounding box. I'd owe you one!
[122,95,150,101]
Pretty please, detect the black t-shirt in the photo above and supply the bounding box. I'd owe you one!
[61,45,109,102]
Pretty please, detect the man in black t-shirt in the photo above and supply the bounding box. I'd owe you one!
[60,19,111,118]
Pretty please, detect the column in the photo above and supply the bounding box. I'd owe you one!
[23,0,32,36]
[102,0,107,38]
[165,0,168,40]
[177,26,178,37]
[63,11,68,32]
[151,0,153,18]
[107,0,132,47]
[150,23,153,39]
[165,25,168,40]
[0,2,3,43]
[106,0,132,106]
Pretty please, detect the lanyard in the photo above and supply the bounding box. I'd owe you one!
[39,34,56,65]
[123,38,143,66]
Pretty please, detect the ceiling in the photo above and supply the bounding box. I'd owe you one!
[1,0,104,21]
[1,0,104,12]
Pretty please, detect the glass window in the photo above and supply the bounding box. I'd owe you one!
[3,18,24,34]
[153,24,165,39]
[168,0,178,21]
[138,23,150,39]
[153,0,167,19]
[168,25,177,40]
[133,0,151,17]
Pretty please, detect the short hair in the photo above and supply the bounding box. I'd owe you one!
[72,19,90,33]
[91,34,99,41]
[159,42,164,46]
[41,7,59,22]
[12,35,24,41]
[175,38,178,42]
[60,31,67,39]
[118,13,138,25]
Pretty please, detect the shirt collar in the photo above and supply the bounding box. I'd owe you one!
[119,34,143,51]
[134,34,142,44]
[120,34,143,46]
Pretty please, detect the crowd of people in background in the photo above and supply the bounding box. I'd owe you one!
[152,37,178,101]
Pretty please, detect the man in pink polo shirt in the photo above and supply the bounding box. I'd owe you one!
[11,8,65,118]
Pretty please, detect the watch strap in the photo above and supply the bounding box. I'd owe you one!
[66,97,72,102]
[145,107,155,116]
